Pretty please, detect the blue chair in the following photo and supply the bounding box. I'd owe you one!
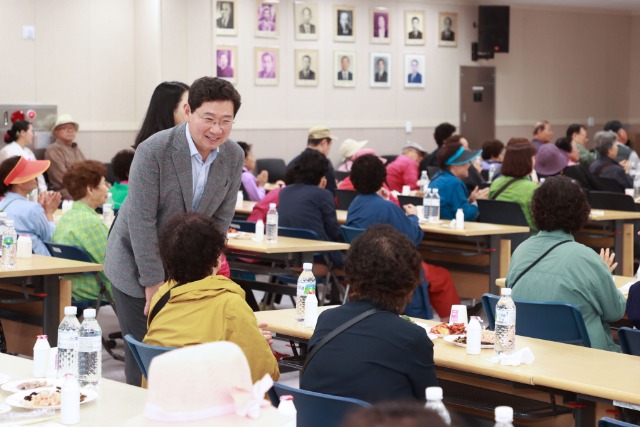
[618,327,640,356]
[339,225,365,244]
[599,417,638,427]
[123,334,174,379]
[335,190,358,210]
[482,293,591,347]
[272,382,371,427]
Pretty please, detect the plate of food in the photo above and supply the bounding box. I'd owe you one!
[443,330,495,349]
[1,378,61,393]
[227,227,240,239]
[5,387,96,409]
[429,322,466,337]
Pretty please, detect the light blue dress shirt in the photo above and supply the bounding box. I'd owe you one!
[0,192,55,256]
[185,124,218,211]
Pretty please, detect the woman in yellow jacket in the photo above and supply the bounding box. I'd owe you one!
[143,212,279,384]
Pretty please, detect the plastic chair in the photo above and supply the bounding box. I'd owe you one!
[335,190,358,210]
[481,293,591,347]
[595,177,625,194]
[334,171,349,182]
[272,382,371,427]
[599,417,638,427]
[123,334,174,380]
[397,195,423,207]
[587,191,637,211]
[380,154,398,164]
[44,242,124,361]
[618,327,640,356]
[477,200,529,227]
[339,225,365,243]
[426,166,440,179]
[256,158,287,183]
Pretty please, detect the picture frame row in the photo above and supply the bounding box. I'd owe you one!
[216,47,427,88]
[215,1,458,47]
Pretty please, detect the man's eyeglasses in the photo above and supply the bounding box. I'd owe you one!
[193,111,234,129]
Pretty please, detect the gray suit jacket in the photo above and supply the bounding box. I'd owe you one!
[104,123,244,298]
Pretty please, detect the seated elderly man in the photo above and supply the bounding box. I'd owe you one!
[589,130,632,190]
[44,114,85,200]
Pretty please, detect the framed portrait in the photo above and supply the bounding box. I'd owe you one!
[334,5,355,43]
[294,2,318,41]
[214,0,237,36]
[256,0,279,38]
[333,51,356,88]
[215,46,238,84]
[254,47,279,86]
[370,7,391,44]
[438,12,458,47]
[370,53,391,88]
[404,10,425,46]
[404,54,425,88]
[295,49,319,87]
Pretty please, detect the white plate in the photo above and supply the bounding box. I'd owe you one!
[5,387,97,409]
[0,374,10,386]
[227,232,239,239]
[1,378,61,393]
[0,403,10,414]
[443,334,495,349]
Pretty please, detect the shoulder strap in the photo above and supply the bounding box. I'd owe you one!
[489,177,519,200]
[0,198,19,213]
[147,282,186,325]
[301,308,381,379]
[594,161,616,176]
[508,240,571,289]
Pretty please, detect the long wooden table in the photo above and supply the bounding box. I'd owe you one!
[584,210,640,277]
[495,275,633,298]
[0,255,102,349]
[256,307,640,427]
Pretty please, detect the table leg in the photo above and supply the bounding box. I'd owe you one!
[615,220,634,277]
[42,275,61,344]
[573,398,596,427]
[489,236,511,295]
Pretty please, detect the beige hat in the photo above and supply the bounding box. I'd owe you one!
[125,342,288,427]
[308,125,337,141]
[52,114,79,132]
[339,139,368,161]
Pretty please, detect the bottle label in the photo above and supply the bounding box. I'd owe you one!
[58,333,79,349]
[79,336,101,352]
[495,309,515,325]
[304,281,316,294]
[3,236,14,246]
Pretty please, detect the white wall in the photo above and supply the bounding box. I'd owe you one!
[0,0,637,165]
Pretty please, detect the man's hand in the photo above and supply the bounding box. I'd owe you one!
[403,203,418,217]
[143,282,164,316]
[599,248,618,273]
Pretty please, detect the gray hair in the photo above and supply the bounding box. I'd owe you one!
[594,130,617,157]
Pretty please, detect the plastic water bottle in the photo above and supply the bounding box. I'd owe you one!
[295,263,315,325]
[466,316,481,355]
[78,309,102,388]
[418,170,429,188]
[58,306,81,379]
[103,192,114,227]
[278,395,297,427]
[429,189,441,223]
[425,387,451,425]
[60,373,80,425]
[0,212,6,257]
[495,288,516,356]
[494,406,514,427]
[455,208,465,230]
[489,163,497,183]
[634,173,640,199]
[33,335,50,378]
[266,203,278,243]
[2,219,17,268]
[422,188,432,221]
[304,281,318,328]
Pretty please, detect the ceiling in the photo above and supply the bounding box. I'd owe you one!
[475,0,640,13]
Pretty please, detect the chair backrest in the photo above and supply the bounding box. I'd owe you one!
[230,220,256,233]
[272,382,371,427]
[595,177,624,194]
[618,327,640,356]
[45,242,94,263]
[599,417,638,427]
[278,226,320,240]
[380,154,398,164]
[397,195,423,207]
[123,334,174,379]
[481,293,591,347]
[334,171,349,182]
[256,158,287,183]
[340,225,365,243]
[426,166,440,179]
[335,190,358,210]
[587,191,637,211]
[477,199,529,227]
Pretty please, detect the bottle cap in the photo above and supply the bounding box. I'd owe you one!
[425,386,443,400]
[433,188,439,193]
[269,203,276,209]
[303,262,313,270]
[64,306,78,316]
[495,406,513,422]
[83,308,96,318]
[279,395,293,402]
[501,287,512,296]
[37,334,48,340]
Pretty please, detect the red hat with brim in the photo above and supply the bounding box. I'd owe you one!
[3,157,51,185]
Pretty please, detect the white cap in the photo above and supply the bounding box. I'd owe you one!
[83,308,96,318]
[269,203,276,209]
[425,386,443,400]
[64,306,78,316]
[501,287,512,296]
[303,262,313,270]
[5,219,14,226]
[495,406,513,422]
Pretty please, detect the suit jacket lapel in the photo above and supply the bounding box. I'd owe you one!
[171,124,194,211]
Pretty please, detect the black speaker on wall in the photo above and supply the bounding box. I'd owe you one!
[479,6,510,53]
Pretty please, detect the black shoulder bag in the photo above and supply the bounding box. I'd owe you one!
[507,240,571,289]
[489,177,519,200]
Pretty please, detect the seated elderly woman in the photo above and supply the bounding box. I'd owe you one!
[589,130,633,190]
[109,149,135,210]
[300,225,438,403]
[144,212,279,383]
[0,156,60,255]
[506,176,626,352]
[428,139,488,220]
[52,161,111,310]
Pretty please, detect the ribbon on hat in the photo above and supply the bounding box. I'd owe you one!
[444,146,465,166]
[144,402,236,422]
[232,374,274,419]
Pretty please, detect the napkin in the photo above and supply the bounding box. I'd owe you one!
[619,281,636,296]
[488,347,535,366]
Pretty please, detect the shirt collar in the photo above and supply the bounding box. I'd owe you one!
[535,229,575,241]
[72,200,100,214]
[185,123,219,162]
[4,192,26,200]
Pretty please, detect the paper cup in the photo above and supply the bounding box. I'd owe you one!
[416,206,424,218]
[402,185,411,196]
[449,305,468,325]
[625,188,634,197]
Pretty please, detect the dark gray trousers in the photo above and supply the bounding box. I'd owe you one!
[112,286,147,387]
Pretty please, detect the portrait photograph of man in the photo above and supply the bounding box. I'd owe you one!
[295,2,318,40]
[216,47,237,84]
[439,12,458,47]
[215,0,236,36]
[335,6,355,42]
[370,53,391,88]
[255,47,279,85]
[334,51,355,88]
[404,54,425,88]
[257,1,279,37]
[405,11,425,45]
[371,9,390,44]
[295,49,319,86]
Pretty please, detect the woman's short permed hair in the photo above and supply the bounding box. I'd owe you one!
[284,149,328,186]
[346,225,421,313]
[350,154,386,194]
[63,160,107,201]
[532,175,590,234]
[159,212,226,285]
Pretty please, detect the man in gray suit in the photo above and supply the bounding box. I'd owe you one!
[104,77,244,385]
